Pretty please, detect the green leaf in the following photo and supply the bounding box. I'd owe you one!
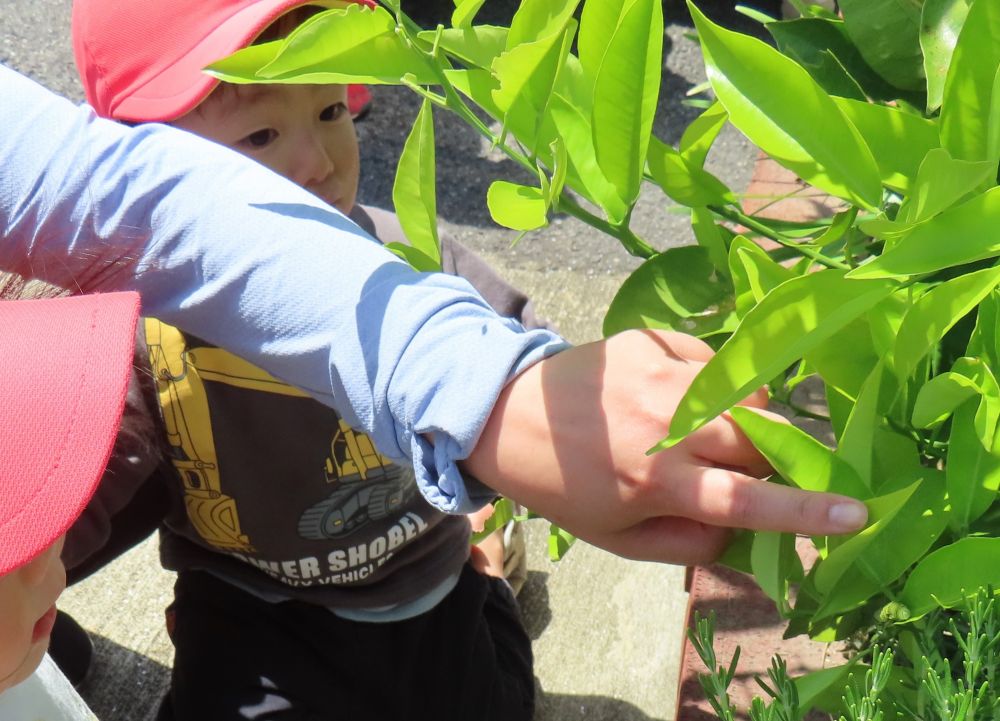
[900,148,996,224]
[591,0,664,206]
[384,243,439,272]
[848,188,1000,277]
[920,0,973,112]
[238,4,435,85]
[392,98,441,271]
[814,207,857,247]
[912,371,981,427]
[430,26,508,68]
[940,0,1000,162]
[766,17,879,101]
[729,406,870,498]
[506,0,580,49]
[892,265,1000,381]
[646,138,734,207]
[444,68,503,117]
[679,101,729,168]
[795,663,858,716]
[547,92,629,223]
[486,181,548,231]
[900,537,1000,616]
[731,239,796,304]
[813,481,920,596]
[814,470,948,619]
[835,361,889,488]
[969,289,1000,369]
[451,0,487,28]
[689,2,882,209]
[691,208,732,279]
[839,0,925,92]
[831,97,941,194]
[491,21,571,114]
[947,396,1000,531]
[806,317,881,397]
[602,246,736,338]
[658,270,895,448]
[751,531,802,609]
[469,497,516,544]
[718,529,754,574]
[548,523,576,560]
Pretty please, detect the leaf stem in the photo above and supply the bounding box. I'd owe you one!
[709,205,850,270]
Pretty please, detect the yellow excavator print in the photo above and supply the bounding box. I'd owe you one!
[297,418,415,540]
[145,319,311,552]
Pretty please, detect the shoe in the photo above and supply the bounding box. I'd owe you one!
[502,511,528,597]
[348,84,373,121]
[48,610,94,688]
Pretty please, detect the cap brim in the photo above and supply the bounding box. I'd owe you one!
[0,292,141,574]
[113,0,351,121]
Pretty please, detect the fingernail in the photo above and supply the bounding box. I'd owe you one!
[828,502,867,530]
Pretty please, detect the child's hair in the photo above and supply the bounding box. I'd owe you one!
[72,0,375,123]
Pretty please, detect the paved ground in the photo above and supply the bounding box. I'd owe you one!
[2,1,777,718]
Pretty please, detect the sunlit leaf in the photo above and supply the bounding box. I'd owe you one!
[392,98,441,271]
[848,188,1000,277]
[831,97,941,194]
[451,0,487,28]
[730,407,870,498]
[487,181,548,231]
[912,371,981,428]
[900,537,1000,617]
[679,101,729,167]
[429,26,508,68]
[689,2,882,209]
[647,138,735,207]
[591,0,663,206]
[921,0,973,112]
[659,270,895,448]
[893,265,1000,381]
[940,0,1000,162]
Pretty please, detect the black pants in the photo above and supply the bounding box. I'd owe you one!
[157,566,534,721]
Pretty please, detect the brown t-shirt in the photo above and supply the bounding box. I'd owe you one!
[68,206,550,609]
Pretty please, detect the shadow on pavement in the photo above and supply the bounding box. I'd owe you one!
[536,690,669,721]
[76,635,171,721]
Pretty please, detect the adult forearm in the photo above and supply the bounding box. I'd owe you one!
[0,64,568,512]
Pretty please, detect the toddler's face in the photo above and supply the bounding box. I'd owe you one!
[174,83,360,215]
[0,537,65,694]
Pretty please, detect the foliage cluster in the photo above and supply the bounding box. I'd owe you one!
[211,0,1000,713]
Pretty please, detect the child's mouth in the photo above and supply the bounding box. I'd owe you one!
[32,606,58,644]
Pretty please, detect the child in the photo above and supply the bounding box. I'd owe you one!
[72,1,546,718]
[0,287,140,702]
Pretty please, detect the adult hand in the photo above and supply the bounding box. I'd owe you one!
[464,329,868,566]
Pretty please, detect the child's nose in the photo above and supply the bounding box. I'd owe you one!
[293,134,335,188]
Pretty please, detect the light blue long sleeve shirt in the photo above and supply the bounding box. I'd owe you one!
[0,64,569,514]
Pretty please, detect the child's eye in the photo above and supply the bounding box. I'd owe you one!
[238,128,278,149]
[320,103,347,122]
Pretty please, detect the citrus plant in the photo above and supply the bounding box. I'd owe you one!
[209,0,1000,713]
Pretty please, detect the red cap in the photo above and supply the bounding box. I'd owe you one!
[0,292,141,575]
[72,0,376,122]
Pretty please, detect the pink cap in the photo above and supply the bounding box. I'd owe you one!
[72,0,375,122]
[0,292,141,574]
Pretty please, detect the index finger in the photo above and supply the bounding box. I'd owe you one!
[667,466,868,536]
